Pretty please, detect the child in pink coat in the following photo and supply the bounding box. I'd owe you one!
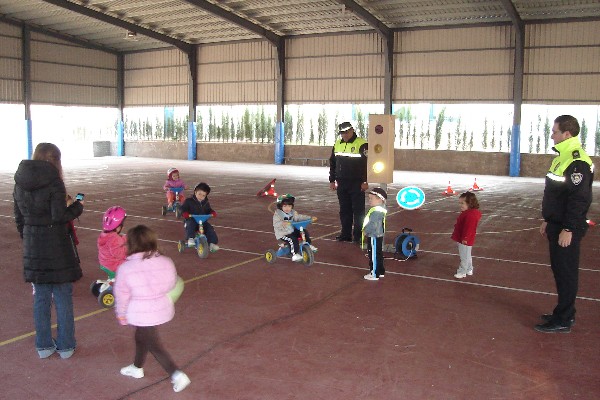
[114,225,191,393]
[451,191,482,279]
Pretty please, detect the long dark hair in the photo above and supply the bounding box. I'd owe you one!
[126,225,161,259]
[32,142,63,179]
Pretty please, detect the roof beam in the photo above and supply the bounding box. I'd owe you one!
[181,0,282,47]
[39,0,192,53]
[499,0,522,27]
[0,13,119,54]
[335,0,391,38]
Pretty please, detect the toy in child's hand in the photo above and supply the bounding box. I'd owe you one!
[75,193,84,201]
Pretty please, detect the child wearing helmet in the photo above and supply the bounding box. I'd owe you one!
[163,168,187,208]
[181,182,219,252]
[97,206,128,273]
[273,194,317,262]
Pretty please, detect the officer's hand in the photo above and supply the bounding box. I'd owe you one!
[539,221,547,236]
[558,230,572,247]
[329,182,337,191]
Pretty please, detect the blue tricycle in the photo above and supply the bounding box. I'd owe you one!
[162,187,184,218]
[178,214,212,259]
[264,219,315,266]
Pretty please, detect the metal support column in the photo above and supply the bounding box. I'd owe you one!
[116,53,125,156]
[22,26,33,159]
[187,47,198,160]
[274,40,285,165]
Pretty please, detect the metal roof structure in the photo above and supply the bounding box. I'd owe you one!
[1,0,600,53]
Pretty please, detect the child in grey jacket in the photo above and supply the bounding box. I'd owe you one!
[363,188,388,281]
[273,194,317,262]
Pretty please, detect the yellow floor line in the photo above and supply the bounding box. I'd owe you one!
[0,257,261,348]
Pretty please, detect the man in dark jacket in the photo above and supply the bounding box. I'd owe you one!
[14,143,84,358]
[329,122,368,243]
[536,115,594,333]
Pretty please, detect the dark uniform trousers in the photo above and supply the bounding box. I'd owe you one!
[546,222,582,324]
[336,179,365,241]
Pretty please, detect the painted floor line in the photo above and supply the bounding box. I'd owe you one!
[0,255,259,348]
[313,260,600,303]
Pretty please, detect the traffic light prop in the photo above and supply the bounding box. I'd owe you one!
[367,114,395,183]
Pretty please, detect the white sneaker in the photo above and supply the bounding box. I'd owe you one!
[379,274,384,278]
[120,364,144,379]
[364,273,379,281]
[171,371,191,392]
[467,270,473,276]
[291,254,303,262]
[454,272,467,279]
[187,238,195,246]
[209,243,219,252]
[309,245,318,252]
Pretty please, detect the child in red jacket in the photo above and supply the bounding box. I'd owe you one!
[451,192,482,279]
[97,206,127,274]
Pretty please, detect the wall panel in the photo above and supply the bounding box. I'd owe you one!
[30,32,117,106]
[394,26,513,103]
[197,40,276,104]
[286,32,384,103]
[124,48,189,106]
[524,21,600,103]
[0,21,22,103]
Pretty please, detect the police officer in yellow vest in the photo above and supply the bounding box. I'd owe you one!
[536,115,594,333]
[329,122,368,243]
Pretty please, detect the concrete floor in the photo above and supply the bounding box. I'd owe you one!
[0,157,599,399]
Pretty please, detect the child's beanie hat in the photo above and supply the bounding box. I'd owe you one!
[369,187,387,201]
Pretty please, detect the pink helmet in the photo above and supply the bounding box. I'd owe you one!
[167,167,179,180]
[102,206,127,231]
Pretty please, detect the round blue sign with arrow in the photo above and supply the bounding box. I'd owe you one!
[396,187,425,210]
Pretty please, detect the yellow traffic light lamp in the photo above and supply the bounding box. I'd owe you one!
[367,114,396,183]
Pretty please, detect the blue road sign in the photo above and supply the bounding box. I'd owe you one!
[396,186,425,210]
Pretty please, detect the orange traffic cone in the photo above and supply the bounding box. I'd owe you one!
[470,178,483,192]
[257,178,278,197]
[442,181,456,195]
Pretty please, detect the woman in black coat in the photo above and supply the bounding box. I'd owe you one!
[13,143,84,359]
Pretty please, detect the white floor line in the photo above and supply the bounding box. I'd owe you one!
[312,260,600,303]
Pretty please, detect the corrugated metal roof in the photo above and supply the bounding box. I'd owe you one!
[0,0,599,53]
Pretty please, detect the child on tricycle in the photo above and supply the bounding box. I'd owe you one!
[92,206,127,308]
[270,194,317,263]
[181,182,219,253]
[162,168,187,217]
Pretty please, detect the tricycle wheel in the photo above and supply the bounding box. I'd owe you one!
[90,281,101,297]
[301,244,314,266]
[265,249,277,264]
[177,240,185,253]
[175,205,182,218]
[161,206,167,216]
[99,288,115,308]
[197,237,209,259]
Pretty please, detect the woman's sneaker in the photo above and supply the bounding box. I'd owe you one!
[120,364,144,379]
[364,273,379,281]
[171,371,191,392]
[454,272,467,279]
[291,254,303,262]
[209,243,219,252]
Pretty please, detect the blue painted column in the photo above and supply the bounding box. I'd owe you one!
[117,120,124,156]
[509,124,521,177]
[26,119,33,159]
[188,121,197,161]
[274,122,284,164]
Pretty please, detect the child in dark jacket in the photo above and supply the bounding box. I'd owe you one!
[451,191,482,279]
[180,182,219,252]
